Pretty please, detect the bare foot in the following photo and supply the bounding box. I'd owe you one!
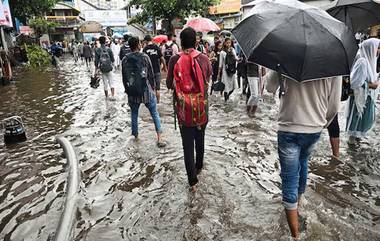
[189,185,197,193]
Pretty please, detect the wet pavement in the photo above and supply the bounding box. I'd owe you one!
[0,58,379,241]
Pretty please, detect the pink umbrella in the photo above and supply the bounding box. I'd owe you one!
[153,35,168,44]
[186,17,220,32]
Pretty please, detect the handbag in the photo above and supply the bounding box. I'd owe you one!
[212,81,225,92]
[90,74,100,88]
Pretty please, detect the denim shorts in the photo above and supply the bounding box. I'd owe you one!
[277,131,321,210]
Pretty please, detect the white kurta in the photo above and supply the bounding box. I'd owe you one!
[111,43,121,67]
[219,49,238,93]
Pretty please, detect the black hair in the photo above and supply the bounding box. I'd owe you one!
[223,37,233,51]
[128,36,140,51]
[180,27,196,50]
[99,36,106,44]
[167,33,173,40]
[144,35,152,42]
[123,34,130,41]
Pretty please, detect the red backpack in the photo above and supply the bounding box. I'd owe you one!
[174,50,208,127]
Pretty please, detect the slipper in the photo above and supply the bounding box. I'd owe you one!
[157,140,167,148]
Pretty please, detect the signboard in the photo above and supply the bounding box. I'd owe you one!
[0,0,13,28]
[80,21,103,33]
[84,10,127,27]
[40,34,50,49]
[209,0,241,15]
[20,26,34,35]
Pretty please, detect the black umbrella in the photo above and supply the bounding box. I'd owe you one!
[326,0,380,33]
[231,0,358,82]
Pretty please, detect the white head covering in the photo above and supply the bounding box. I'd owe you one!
[360,39,380,81]
[351,38,380,88]
[349,38,380,115]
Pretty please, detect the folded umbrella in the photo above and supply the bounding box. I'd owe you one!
[186,17,220,33]
[152,35,168,44]
[325,0,380,33]
[232,0,358,82]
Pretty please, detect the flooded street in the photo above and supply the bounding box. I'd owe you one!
[0,58,379,241]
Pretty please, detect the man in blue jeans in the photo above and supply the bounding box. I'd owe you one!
[122,36,165,147]
[267,71,342,239]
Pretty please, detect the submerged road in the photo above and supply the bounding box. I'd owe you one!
[0,58,379,240]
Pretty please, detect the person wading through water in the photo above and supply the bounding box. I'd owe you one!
[267,70,342,240]
[143,35,168,103]
[166,27,212,192]
[122,36,166,147]
[95,36,115,99]
[218,38,238,102]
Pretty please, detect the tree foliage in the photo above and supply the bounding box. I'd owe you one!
[129,0,218,32]
[10,0,60,24]
[29,18,59,37]
[26,44,51,68]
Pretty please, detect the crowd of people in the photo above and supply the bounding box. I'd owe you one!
[50,28,380,240]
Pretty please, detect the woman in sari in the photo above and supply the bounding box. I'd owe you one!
[346,38,380,143]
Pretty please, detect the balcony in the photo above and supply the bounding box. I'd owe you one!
[45,16,82,28]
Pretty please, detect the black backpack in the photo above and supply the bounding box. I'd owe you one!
[225,50,237,76]
[164,43,174,63]
[122,53,147,97]
[99,48,113,73]
[119,43,131,60]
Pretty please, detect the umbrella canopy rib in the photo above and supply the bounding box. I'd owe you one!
[299,11,308,80]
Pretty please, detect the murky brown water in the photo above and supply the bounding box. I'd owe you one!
[0,58,379,241]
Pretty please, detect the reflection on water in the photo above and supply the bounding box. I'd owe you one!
[0,58,379,240]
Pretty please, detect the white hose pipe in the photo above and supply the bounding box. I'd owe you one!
[55,136,80,241]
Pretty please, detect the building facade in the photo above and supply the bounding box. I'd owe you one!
[45,0,84,41]
[209,0,241,30]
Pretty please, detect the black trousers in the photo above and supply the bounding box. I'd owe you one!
[180,125,206,186]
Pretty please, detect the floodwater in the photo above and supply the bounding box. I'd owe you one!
[0,58,379,241]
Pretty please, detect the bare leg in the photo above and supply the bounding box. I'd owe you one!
[104,90,108,98]
[285,209,299,239]
[111,88,115,97]
[329,137,340,158]
[248,105,258,117]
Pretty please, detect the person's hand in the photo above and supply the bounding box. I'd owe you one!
[162,65,168,73]
[156,90,161,103]
[369,81,379,89]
